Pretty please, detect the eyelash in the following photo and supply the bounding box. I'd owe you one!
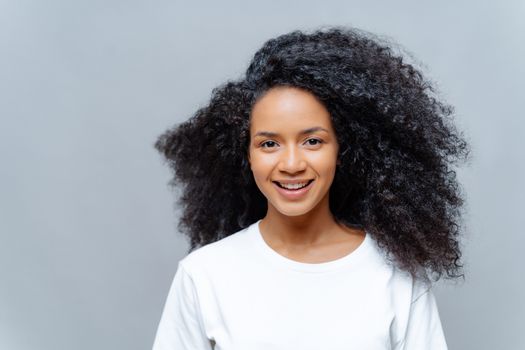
[260,138,324,148]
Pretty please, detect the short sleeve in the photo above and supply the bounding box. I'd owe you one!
[401,287,448,350]
[152,262,213,350]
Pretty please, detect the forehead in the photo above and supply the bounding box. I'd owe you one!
[250,86,333,131]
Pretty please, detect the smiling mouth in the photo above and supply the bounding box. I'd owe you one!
[273,179,314,190]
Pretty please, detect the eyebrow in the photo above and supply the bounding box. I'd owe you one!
[253,126,329,138]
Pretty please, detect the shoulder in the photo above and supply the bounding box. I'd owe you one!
[179,224,254,275]
[365,233,433,302]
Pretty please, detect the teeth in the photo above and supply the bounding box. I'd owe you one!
[279,181,309,190]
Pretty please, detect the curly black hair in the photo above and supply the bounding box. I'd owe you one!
[155,26,470,283]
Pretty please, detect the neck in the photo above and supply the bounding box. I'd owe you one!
[260,199,342,247]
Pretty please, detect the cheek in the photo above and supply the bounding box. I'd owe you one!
[311,152,338,174]
[249,154,272,180]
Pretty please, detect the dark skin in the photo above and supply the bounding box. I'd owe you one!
[248,86,365,263]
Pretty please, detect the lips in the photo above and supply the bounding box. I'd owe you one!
[272,179,315,200]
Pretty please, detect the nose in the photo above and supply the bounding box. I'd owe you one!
[277,145,307,173]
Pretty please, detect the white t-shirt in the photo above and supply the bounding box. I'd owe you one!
[152,219,448,350]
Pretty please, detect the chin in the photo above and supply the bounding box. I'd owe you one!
[277,209,311,217]
[270,201,317,217]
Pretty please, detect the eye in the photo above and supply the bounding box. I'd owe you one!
[305,138,323,146]
[261,140,278,148]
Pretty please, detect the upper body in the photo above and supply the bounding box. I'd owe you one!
[153,27,467,350]
[152,219,448,350]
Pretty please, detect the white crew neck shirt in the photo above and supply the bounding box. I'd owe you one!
[152,219,448,350]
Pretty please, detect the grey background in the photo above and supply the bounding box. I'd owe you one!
[1,0,523,349]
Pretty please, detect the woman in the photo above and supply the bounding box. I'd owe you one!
[152,26,469,349]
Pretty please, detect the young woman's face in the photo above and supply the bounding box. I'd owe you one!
[248,86,340,217]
